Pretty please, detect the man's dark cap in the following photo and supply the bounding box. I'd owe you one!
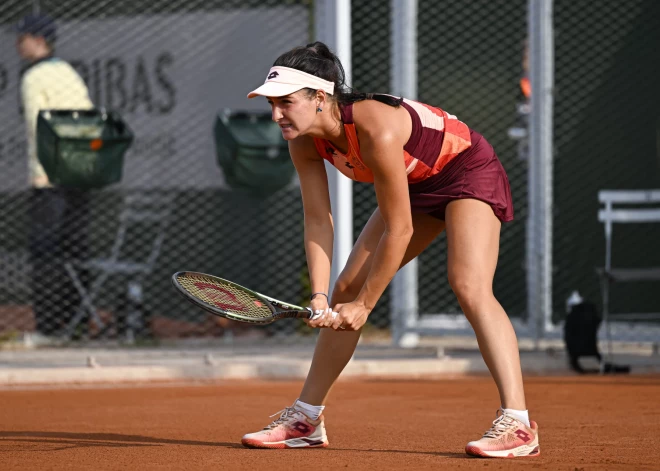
[16,14,57,42]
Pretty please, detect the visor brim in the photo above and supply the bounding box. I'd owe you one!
[247,82,306,99]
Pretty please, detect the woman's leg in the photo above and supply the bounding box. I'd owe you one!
[445,199,526,410]
[299,209,445,405]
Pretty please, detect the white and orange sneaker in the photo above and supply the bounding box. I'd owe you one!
[241,405,328,449]
[465,410,540,458]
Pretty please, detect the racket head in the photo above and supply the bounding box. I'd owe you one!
[171,271,309,324]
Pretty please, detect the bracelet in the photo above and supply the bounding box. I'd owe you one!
[310,292,329,302]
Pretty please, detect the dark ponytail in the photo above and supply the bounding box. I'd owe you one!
[273,41,403,108]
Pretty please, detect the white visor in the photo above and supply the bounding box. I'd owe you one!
[247,66,335,98]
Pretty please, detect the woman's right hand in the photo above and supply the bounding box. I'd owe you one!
[305,295,336,328]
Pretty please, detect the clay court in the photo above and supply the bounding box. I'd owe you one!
[2,375,659,470]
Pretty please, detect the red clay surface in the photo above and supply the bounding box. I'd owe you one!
[2,375,659,470]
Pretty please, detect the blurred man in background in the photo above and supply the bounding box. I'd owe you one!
[16,13,93,340]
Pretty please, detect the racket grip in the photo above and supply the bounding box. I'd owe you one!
[309,308,340,320]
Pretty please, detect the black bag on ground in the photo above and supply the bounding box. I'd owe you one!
[563,300,630,374]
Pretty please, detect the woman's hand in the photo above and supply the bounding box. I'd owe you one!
[330,301,371,331]
[304,295,336,328]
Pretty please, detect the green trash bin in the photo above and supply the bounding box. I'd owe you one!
[214,109,294,196]
[37,109,134,189]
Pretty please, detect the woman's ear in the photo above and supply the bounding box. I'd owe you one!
[315,90,328,111]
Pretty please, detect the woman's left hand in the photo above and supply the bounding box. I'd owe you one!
[331,301,371,331]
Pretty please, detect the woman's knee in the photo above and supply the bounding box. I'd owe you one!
[448,272,492,313]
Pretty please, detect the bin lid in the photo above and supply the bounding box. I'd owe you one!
[39,109,133,141]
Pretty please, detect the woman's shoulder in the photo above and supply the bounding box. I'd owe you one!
[352,98,411,138]
[353,94,412,115]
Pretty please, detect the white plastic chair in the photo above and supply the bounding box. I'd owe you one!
[597,189,660,368]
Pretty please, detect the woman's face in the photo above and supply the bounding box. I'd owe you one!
[267,90,318,140]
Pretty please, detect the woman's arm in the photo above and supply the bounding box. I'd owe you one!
[289,135,334,306]
[333,101,414,329]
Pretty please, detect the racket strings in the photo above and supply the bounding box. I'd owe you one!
[177,274,273,320]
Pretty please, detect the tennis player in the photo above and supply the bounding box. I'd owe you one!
[242,41,540,459]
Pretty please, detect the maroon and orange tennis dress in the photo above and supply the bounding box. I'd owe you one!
[312,96,514,222]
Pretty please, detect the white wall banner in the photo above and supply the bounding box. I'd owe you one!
[0,7,308,190]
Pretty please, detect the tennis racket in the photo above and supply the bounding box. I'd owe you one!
[172,271,335,325]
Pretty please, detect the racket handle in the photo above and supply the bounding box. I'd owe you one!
[308,308,340,320]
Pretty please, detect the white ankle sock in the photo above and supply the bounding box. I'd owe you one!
[294,399,325,420]
[503,408,530,427]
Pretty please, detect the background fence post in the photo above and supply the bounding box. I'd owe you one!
[390,0,419,347]
[527,0,555,344]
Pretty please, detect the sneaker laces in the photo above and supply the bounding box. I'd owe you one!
[263,407,297,430]
[481,409,518,439]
